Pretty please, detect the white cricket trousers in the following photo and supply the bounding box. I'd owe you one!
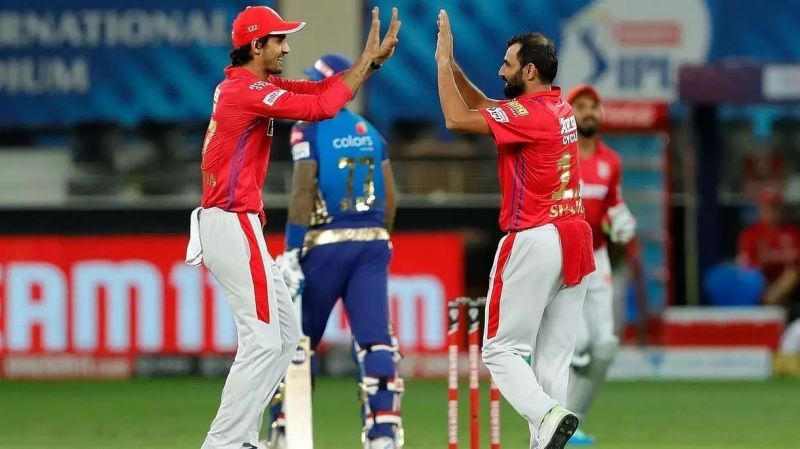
[190,207,301,449]
[573,247,616,354]
[481,224,587,445]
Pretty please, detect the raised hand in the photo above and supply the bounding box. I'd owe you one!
[375,7,401,65]
[435,9,454,64]
[362,6,382,61]
[343,7,400,93]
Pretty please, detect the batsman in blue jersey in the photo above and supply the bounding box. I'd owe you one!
[274,54,401,449]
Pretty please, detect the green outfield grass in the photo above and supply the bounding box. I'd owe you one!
[0,377,798,449]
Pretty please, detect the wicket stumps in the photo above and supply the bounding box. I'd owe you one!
[448,297,500,449]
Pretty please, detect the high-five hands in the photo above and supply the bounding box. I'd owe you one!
[363,7,402,65]
[435,9,454,64]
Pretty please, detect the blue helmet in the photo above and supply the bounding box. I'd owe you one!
[304,53,353,81]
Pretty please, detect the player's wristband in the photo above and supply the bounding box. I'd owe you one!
[370,61,383,71]
[285,222,308,250]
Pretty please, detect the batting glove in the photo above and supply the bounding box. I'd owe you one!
[608,203,637,244]
[275,248,305,301]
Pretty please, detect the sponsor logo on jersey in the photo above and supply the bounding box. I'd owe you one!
[333,134,374,149]
[487,107,509,123]
[249,81,268,90]
[292,142,311,160]
[559,115,577,134]
[355,121,368,135]
[506,101,529,117]
[598,161,610,179]
[559,115,578,145]
[580,182,609,199]
[262,89,287,106]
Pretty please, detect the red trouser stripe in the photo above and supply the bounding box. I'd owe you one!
[487,233,516,339]
[238,213,270,323]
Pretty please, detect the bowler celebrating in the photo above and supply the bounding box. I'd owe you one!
[435,10,594,449]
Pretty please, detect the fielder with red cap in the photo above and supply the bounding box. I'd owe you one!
[564,84,637,446]
[184,6,400,449]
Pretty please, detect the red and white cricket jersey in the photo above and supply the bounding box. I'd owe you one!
[200,66,352,215]
[738,222,800,282]
[579,141,623,249]
[478,88,586,232]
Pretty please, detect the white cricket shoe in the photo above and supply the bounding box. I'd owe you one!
[368,436,396,449]
[536,405,579,449]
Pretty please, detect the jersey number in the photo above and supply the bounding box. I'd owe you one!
[551,151,577,200]
[338,157,376,212]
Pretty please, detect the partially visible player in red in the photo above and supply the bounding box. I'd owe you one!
[738,188,800,311]
[436,10,594,449]
[739,188,800,356]
[564,85,637,446]
[184,6,400,449]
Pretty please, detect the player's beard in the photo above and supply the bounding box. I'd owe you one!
[577,116,600,137]
[503,70,525,99]
[577,124,598,138]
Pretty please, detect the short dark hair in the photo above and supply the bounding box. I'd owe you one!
[229,36,270,66]
[507,32,557,84]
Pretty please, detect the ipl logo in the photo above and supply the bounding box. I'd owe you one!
[558,0,710,101]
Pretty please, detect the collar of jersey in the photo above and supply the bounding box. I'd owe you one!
[514,86,563,101]
[224,65,260,81]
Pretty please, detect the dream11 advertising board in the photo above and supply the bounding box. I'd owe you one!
[0,233,463,378]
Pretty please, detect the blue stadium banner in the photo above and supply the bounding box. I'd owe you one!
[0,0,272,127]
[365,0,800,134]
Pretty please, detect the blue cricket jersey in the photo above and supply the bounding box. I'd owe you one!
[290,109,388,229]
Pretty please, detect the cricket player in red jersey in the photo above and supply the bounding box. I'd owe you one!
[738,188,800,354]
[564,85,637,446]
[184,6,400,449]
[738,189,800,308]
[435,11,594,449]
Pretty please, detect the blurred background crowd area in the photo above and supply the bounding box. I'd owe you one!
[2,0,800,380]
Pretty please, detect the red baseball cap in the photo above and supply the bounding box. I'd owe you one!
[566,84,601,104]
[231,6,306,48]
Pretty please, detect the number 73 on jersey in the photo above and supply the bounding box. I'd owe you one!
[338,156,377,212]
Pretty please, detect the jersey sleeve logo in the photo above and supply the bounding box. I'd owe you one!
[505,101,529,117]
[263,89,287,106]
[292,142,311,160]
[487,107,509,123]
[559,115,578,145]
[249,81,269,90]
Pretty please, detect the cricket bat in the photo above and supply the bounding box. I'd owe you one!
[283,291,314,449]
